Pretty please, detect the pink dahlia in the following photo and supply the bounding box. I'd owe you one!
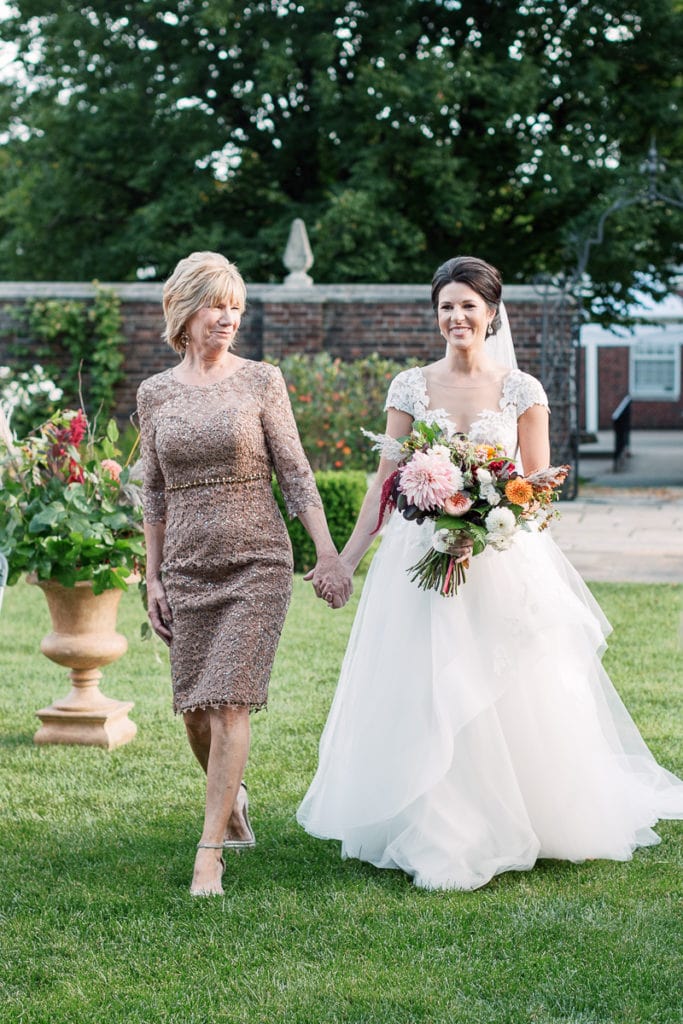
[399,451,463,510]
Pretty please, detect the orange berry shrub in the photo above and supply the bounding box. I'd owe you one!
[271,353,419,472]
[270,353,418,569]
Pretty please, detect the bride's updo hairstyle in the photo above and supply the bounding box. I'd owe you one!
[163,251,247,354]
[431,256,503,334]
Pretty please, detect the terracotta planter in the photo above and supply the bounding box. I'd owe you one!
[32,578,137,750]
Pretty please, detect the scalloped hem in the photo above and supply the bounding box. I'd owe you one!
[174,700,267,716]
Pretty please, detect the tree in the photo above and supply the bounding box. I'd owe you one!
[0,0,681,317]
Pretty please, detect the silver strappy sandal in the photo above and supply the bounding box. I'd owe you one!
[222,781,256,850]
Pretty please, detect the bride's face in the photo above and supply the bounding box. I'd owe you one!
[437,282,495,352]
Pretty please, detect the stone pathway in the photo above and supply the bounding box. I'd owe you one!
[550,487,683,584]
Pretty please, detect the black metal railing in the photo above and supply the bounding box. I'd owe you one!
[611,395,632,472]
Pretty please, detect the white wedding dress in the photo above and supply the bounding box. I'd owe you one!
[297,367,683,890]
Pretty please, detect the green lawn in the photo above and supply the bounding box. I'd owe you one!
[0,578,682,1024]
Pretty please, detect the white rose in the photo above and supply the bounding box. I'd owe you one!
[485,507,517,535]
[431,444,452,460]
[477,468,493,486]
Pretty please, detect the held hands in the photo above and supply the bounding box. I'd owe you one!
[304,554,353,609]
[146,575,173,644]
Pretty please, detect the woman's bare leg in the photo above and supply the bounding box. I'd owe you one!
[185,705,251,895]
[184,707,253,842]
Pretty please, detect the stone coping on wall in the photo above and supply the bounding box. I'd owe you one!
[0,281,565,305]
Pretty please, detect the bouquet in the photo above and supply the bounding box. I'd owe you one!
[369,421,570,596]
[0,406,145,593]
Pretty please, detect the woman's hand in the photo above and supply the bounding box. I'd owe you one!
[304,554,353,609]
[444,535,473,563]
[146,575,173,644]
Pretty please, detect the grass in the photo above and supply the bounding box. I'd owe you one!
[0,577,682,1024]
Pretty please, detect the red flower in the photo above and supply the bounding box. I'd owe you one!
[372,469,400,534]
[67,460,84,484]
[67,410,87,445]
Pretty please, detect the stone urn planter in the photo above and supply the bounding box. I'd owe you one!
[32,578,137,750]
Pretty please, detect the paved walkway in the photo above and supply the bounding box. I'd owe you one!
[549,430,683,583]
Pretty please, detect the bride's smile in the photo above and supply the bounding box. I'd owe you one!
[437,281,495,351]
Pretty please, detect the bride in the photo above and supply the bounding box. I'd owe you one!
[298,255,683,891]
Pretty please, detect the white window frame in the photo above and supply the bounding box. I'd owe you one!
[629,339,681,401]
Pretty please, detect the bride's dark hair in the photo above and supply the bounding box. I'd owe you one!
[431,256,503,332]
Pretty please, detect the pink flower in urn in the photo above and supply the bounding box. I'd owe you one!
[399,451,463,511]
[101,458,122,481]
[443,491,474,517]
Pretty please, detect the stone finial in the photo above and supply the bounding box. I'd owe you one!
[283,218,314,287]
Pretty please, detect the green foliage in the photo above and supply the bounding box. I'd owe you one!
[0,1,681,316]
[3,285,125,420]
[0,579,681,1023]
[0,409,144,592]
[272,353,418,472]
[273,470,367,571]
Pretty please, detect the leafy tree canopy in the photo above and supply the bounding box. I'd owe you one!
[0,0,681,317]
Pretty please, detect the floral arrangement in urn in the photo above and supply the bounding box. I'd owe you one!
[0,406,145,593]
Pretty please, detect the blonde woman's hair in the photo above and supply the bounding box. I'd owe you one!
[162,251,247,353]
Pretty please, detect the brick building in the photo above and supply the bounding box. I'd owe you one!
[580,291,683,431]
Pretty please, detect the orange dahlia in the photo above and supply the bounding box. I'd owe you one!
[504,478,534,505]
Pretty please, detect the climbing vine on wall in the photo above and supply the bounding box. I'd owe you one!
[4,284,125,422]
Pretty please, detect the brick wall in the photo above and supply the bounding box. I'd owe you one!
[0,281,572,460]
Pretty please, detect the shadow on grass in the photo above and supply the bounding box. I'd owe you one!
[0,730,38,748]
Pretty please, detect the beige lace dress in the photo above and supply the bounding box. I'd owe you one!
[136,361,322,714]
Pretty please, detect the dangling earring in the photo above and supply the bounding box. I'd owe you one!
[486,322,495,337]
[180,329,190,351]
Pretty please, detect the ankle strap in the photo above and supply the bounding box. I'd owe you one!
[197,842,224,849]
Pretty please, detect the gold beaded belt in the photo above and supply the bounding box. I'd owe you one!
[166,473,270,492]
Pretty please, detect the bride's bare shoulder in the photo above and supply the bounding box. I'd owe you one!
[421,359,447,381]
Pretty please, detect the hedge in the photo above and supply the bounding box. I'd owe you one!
[273,470,368,572]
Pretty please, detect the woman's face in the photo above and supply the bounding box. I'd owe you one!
[437,281,495,353]
[186,297,242,352]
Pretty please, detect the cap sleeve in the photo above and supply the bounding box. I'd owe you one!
[384,367,424,417]
[509,371,549,418]
[261,365,323,518]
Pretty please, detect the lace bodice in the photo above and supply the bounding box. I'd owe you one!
[137,361,322,522]
[385,366,548,458]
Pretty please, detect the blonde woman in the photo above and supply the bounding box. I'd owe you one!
[137,252,350,896]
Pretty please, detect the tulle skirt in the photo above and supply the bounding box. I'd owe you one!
[297,514,683,890]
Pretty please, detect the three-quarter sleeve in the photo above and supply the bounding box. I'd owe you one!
[136,382,167,523]
[261,366,322,518]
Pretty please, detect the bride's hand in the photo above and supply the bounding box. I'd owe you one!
[444,536,473,563]
[304,554,353,609]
